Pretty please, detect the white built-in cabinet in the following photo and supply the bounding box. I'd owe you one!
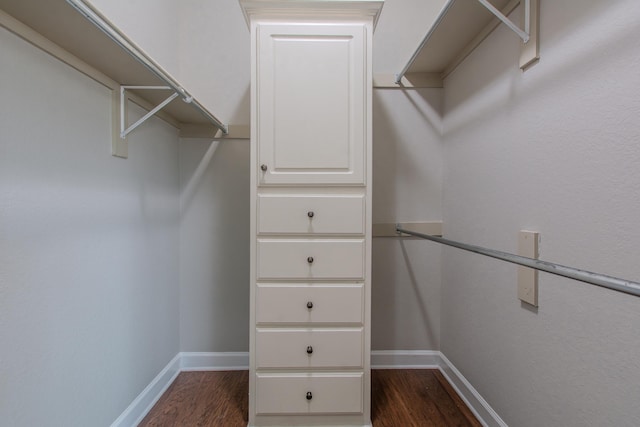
[256,23,366,185]
[240,1,382,426]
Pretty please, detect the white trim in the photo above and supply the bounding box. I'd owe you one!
[438,353,508,427]
[180,351,250,371]
[109,352,249,427]
[371,350,440,369]
[373,72,443,88]
[110,354,181,427]
[110,351,505,427]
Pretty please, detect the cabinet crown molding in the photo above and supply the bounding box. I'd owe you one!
[239,0,384,28]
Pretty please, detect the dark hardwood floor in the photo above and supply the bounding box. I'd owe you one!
[371,370,481,427]
[139,370,248,427]
[139,369,481,427]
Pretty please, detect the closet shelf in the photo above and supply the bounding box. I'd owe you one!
[377,0,539,88]
[0,0,230,156]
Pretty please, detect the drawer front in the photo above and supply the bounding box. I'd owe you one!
[256,328,363,369]
[258,195,365,235]
[256,373,363,415]
[257,239,365,280]
[256,284,363,324]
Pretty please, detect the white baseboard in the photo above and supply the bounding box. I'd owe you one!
[371,350,440,368]
[438,353,508,427]
[180,351,249,371]
[370,350,506,426]
[110,354,181,427]
[111,351,505,427]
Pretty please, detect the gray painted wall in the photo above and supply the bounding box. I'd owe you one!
[441,1,640,426]
[179,138,250,352]
[0,28,181,426]
[372,88,443,351]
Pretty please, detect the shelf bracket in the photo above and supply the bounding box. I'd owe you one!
[393,0,539,86]
[120,85,178,139]
[477,0,530,43]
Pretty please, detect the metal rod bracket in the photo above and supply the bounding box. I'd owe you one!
[394,0,535,85]
[477,0,530,43]
[67,0,229,136]
[120,86,178,139]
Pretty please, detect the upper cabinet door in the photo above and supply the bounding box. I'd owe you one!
[257,23,366,185]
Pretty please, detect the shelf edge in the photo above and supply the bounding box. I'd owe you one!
[373,73,443,89]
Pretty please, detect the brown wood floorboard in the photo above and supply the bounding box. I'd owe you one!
[371,369,482,427]
[139,370,248,427]
[138,369,481,427]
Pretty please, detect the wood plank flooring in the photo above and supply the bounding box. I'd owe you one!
[139,370,248,427]
[371,370,481,427]
[139,369,481,427]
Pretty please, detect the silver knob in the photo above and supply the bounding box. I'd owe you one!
[307,211,314,218]
[307,256,314,264]
[306,346,313,354]
[260,164,267,172]
[307,301,313,309]
[306,392,313,400]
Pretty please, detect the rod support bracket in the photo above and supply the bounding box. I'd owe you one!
[476,0,530,43]
[120,85,177,139]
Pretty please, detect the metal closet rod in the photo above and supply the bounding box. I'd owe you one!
[66,0,228,134]
[395,225,640,298]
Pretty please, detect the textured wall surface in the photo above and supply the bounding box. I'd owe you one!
[88,0,181,80]
[89,0,251,125]
[372,88,443,350]
[441,1,640,426]
[0,28,181,426]
[179,138,250,352]
[372,0,447,73]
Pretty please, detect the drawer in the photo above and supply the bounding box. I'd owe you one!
[257,239,365,280]
[256,284,363,324]
[255,372,363,415]
[257,195,365,235]
[256,328,363,369]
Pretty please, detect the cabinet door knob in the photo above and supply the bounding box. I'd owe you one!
[307,211,314,218]
[306,391,313,400]
[307,256,314,264]
[306,301,313,309]
[260,164,268,172]
[306,345,313,354]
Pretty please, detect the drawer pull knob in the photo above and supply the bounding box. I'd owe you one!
[307,256,314,264]
[306,345,313,354]
[306,391,313,400]
[307,211,314,218]
[260,164,268,172]
[306,301,313,309]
